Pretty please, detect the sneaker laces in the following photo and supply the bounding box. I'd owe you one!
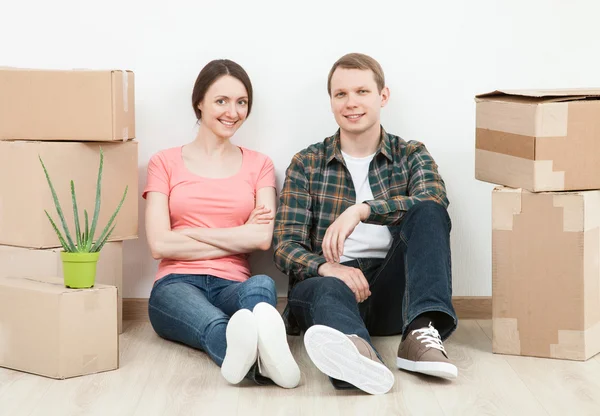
[412,322,446,354]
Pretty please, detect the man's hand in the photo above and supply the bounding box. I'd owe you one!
[322,203,371,263]
[318,262,371,303]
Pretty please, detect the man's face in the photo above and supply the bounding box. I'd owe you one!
[329,68,389,136]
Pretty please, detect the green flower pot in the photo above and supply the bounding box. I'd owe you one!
[60,251,100,288]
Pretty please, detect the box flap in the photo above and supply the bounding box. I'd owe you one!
[0,276,70,294]
[493,186,526,193]
[0,246,61,280]
[0,67,132,73]
[492,185,588,197]
[111,70,135,141]
[0,276,115,294]
[476,89,600,103]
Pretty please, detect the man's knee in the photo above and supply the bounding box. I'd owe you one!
[318,276,353,294]
[290,276,354,304]
[410,200,446,215]
[407,200,450,227]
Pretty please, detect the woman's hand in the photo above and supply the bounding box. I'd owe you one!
[246,205,274,225]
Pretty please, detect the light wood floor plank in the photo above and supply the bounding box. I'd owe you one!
[503,349,600,415]
[371,335,446,416]
[26,321,168,416]
[1,320,599,415]
[429,320,549,416]
[476,319,493,341]
[132,339,242,416]
[0,366,53,416]
[477,319,600,415]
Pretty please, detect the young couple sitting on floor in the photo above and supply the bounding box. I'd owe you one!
[143,53,457,395]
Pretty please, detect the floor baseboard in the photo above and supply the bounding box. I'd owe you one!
[451,296,491,319]
[124,296,491,322]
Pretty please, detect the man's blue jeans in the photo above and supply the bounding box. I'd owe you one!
[287,201,457,386]
[148,273,277,375]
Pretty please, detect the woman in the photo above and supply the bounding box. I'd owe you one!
[143,59,300,389]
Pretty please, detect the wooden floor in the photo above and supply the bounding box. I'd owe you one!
[1,320,600,415]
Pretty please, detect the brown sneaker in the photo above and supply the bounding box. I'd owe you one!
[397,322,457,379]
[304,325,394,395]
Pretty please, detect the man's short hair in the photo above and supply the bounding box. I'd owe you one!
[327,53,385,96]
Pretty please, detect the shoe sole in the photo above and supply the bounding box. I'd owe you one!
[253,302,301,389]
[221,309,258,384]
[396,357,458,379]
[303,325,394,395]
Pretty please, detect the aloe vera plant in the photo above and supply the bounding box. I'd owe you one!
[39,147,128,253]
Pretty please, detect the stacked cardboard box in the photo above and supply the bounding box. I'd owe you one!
[0,276,118,379]
[0,242,125,334]
[475,89,600,361]
[0,68,138,378]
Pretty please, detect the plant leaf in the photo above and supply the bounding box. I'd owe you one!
[44,210,70,252]
[92,224,116,252]
[39,156,76,252]
[71,180,82,250]
[84,209,89,247]
[90,185,128,252]
[86,147,103,251]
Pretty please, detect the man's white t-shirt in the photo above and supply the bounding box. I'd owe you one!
[339,150,393,263]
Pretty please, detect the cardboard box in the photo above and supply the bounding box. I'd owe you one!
[0,276,118,379]
[492,186,600,360]
[475,89,600,192]
[0,242,124,334]
[0,140,138,248]
[0,68,134,141]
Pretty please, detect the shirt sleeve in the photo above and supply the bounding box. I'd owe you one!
[363,141,449,225]
[256,154,276,191]
[142,152,171,199]
[273,154,326,280]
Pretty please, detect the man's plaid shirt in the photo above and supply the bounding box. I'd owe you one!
[273,126,449,288]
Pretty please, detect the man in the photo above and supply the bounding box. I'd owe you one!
[273,52,458,395]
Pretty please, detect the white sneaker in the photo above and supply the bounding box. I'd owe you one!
[304,325,395,395]
[221,309,258,384]
[253,302,301,388]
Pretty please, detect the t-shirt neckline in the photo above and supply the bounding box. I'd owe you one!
[179,145,246,180]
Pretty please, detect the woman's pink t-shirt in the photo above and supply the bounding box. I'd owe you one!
[142,145,276,283]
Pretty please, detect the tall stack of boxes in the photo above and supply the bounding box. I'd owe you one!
[0,68,139,378]
[475,89,600,361]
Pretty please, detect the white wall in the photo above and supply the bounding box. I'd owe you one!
[3,0,599,298]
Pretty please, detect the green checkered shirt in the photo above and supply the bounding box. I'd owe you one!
[273,126,449,286]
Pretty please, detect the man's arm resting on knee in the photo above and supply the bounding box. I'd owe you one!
[318,262,370,303]
[363,141,449,226]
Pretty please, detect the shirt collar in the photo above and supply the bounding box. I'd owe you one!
[325,125,393,164]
